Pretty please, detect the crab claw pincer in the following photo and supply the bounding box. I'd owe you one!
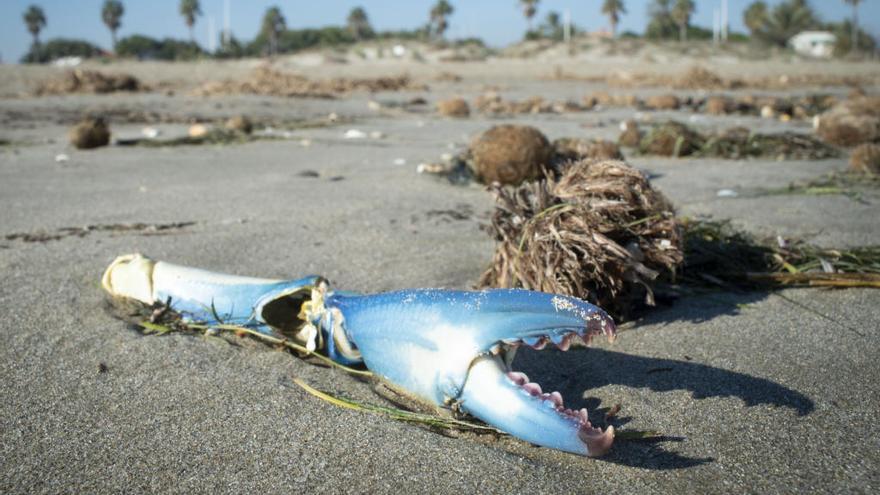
[327,288,617,456]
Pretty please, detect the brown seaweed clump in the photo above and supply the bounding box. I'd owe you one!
[193,67,424,98]
[700,127,838,160]
[553,138,623,161]
[644,94,681,110]
[36,69,143,95]
[850,143,880,174]
[673,66,732,90]
[705,96,732,115]
[469,125,553,185]
[815,96,880,147]
[478,159,683,317]
[618,120,642,148]
[437,97,471,118]
[639,121,705,157]
[69,117,110,149]
[225,115,253,134]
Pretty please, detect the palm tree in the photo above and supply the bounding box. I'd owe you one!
[429,0,453,40]
[519,0,539,31]
[743,1,768,35]
[759,0,817,47]
[179,0,201,43]
[601,0,626,38]
[101,0,124,50]
[347,6,372,41]
[844,0,862,54]
[261,6,286,55]
[23,5,47,46]
[670,0,695,42]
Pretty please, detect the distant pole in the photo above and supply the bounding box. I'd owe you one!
[208,16,215,52]
[721,0,728,42]
[713,8,719,46]
[223,0,231,43]
[563,9,571,44]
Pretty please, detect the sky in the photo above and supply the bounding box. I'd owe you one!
[2,0,878,63]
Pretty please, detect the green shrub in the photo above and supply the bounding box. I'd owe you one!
[20,38,103,63]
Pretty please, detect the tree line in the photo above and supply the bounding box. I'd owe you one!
[20,0,873,63]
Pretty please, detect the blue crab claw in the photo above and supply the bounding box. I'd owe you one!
[326,288,616,457]
[101,254,325,349]
[102,255,616,456]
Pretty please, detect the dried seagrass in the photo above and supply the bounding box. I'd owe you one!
[478,159,683,318]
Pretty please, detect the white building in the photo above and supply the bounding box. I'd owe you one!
[788,31,836,58]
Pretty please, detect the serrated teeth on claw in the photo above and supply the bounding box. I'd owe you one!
[506,371,529,386]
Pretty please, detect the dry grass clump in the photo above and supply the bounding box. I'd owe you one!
[815,96,880,146]
[582,92,641,109]
[701,128,838,160]
[705,96,732,115]
[478,159,682,317]
[69,117,110,149]
[437,97,471,117]
[618,120,642,148]
[639,121,705,157]
[193,67,424,98]
[224,115,253,134]
[850,143,880,174]
[468,125,553,185]
[35,69,143,95]
[672,66,733,90]
[475,95,586,115]
[644,94,681,110]
[553,138,623,161]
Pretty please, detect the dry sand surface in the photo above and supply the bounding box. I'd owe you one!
[1,55,880,493]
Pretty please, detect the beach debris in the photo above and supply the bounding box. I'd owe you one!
[475,94,586,115]
[436,97,471,118]
[814,96,880,147]
[188,124,209,138]
[639,121,705,157]
[141,127,161,139]
[393,158,407,166]
[69,117,110,149]
[849,143,880,174]
[102,254,617,457]
[704,96,732,115]
[468,125,553,185]
[672,66,731,90]
[54,153,69,163]
[553,138,623,161]
[35,69,144,95]
[192,67,425,98]
[644,94,681,111]
[344,129,368,139]
[638,121,837,160]
[224,115,253,134]
[700,127,838,160]
[618,120,643,148]
[716,189,738,198]
[679,219,880,290]
[6,221,195,243]
[478,159,683,317]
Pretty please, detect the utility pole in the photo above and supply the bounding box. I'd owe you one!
[713,8,720,46]
[721,0,728,42]
[208,16,215,52]
[223,0,231,44]
[563,8,571,52]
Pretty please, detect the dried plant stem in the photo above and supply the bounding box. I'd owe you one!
[137,320,373,377]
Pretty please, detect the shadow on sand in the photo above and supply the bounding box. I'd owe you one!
[514,292,814,469]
